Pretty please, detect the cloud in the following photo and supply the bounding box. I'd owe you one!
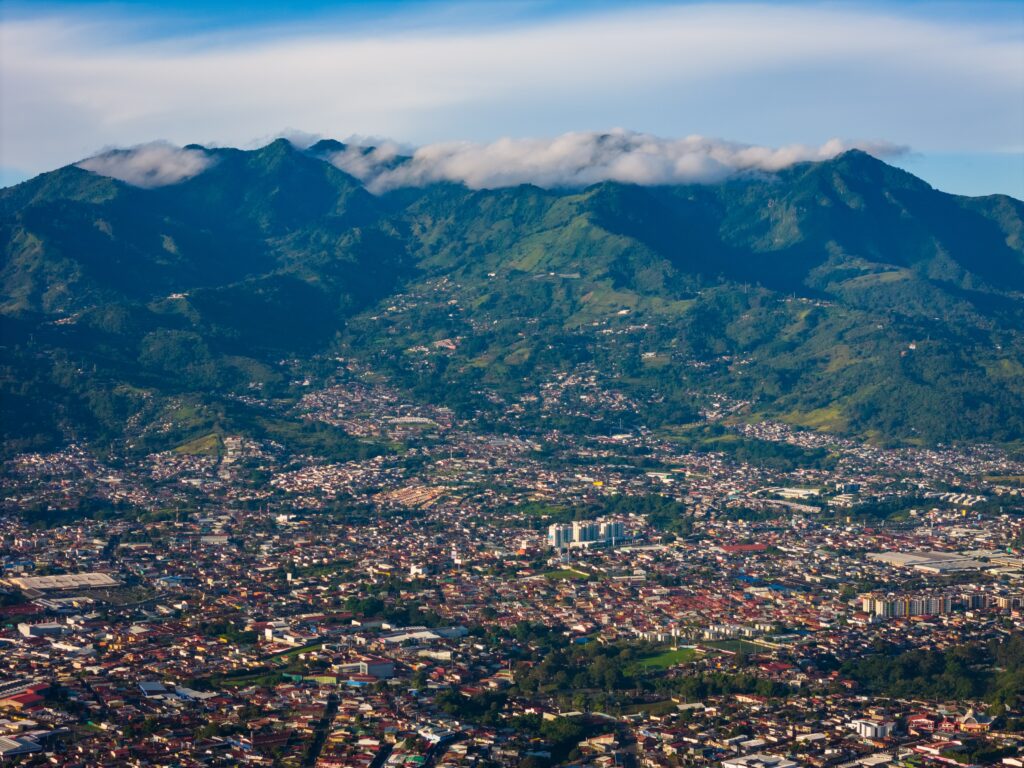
[73,131,908,191]
[329,130,909,193]
[76,142,214,187]
[1,2,1021,186]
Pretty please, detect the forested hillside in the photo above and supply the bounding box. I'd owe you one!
[2,141,1022,455]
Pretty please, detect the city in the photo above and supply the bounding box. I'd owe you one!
[1,366,1022,765]
[2,0,1023,765]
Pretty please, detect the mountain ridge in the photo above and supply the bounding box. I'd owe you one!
[2,143,1022,455]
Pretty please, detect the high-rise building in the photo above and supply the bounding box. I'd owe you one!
[860,592,953,619]
[547,524,574,548]
[548,518,627,549]
[572,520,600,543]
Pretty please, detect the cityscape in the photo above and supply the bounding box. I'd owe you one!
[1,365,1022,765]
[2,0,1024,766]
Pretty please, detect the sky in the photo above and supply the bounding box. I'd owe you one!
[1,0,1023,197]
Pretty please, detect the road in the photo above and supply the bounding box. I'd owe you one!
[302,692,339,767]
[369,742,394,768]
[423,732,467,768]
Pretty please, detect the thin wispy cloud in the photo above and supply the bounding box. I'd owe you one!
[328,131,909,192]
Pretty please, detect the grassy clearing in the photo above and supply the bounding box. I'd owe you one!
[217,671,285,688]
[984,475,1024,485]
[629,647,697,673]
[544,568,591,581]
[641,354,671,369]
[988,358,1024,381]
[840,269,912,287]
[620,699,680,716]
[647,297,695,316]
[704,639,764,654]
[782,404,847,432]
[269,643,323,661]
[173,432,222,456]
[824,344,856,372]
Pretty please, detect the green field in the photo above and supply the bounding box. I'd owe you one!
[173,432,222,456]
[704,639,764,654]
[270,643,323,660]
[630,647,698,672]
[621,699,680,716]
[216,670,284,688]
[544,568,591,581]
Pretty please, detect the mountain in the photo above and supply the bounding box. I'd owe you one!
[1,142,1022,456]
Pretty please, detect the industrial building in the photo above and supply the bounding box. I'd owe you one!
[4,572,120,592]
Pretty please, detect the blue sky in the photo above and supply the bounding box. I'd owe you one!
[1,0,1022,196]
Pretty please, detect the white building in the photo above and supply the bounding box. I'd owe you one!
[599,521,625,543]
[850,719,896,740]
[572,520,600,543]
[722,754,798,768]
[17,622,65,638]
[548,519,626,549]
[548,524,574,548]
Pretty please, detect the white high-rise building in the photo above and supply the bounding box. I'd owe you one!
[600,521,625,543]
[548,518,627,549]
[547,524,574,548]
[572,520,600,543]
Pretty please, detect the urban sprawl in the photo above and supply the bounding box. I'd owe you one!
[1,367,1023,768]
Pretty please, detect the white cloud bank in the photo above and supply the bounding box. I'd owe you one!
[77,142,213,187]
[73,132,907,190]
[1,2,1021,183]
[329,131,908,193]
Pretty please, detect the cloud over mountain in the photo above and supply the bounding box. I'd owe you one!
[328,131,908,192]
[77,142,214,187]
[3,1,1020,194]
[73,132,910,190]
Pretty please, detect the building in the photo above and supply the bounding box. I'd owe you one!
[17,622,65,638]
[4,572,119,592]
[599,521,625,544]
[859,592,953,619]
[572,521,600,544]
[867,551,981,573]
[548,519,627,549]
[722,754,798,768]
[0,736,42,759]
[548,524,574,548]
[850,719,896,739]
[958,709,993,733]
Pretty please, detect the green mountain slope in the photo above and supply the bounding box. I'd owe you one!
[1,143,1022,454]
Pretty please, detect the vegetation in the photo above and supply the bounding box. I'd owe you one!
[663,423,836,470]
[543,568,591,581]
[593,494,695,537]
[841,633,1024,708]
[3,143,1024,457]
[629,647,698,672]
[674,670,791,701]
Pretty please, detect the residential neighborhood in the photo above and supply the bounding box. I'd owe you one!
[1,374,1023,766]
